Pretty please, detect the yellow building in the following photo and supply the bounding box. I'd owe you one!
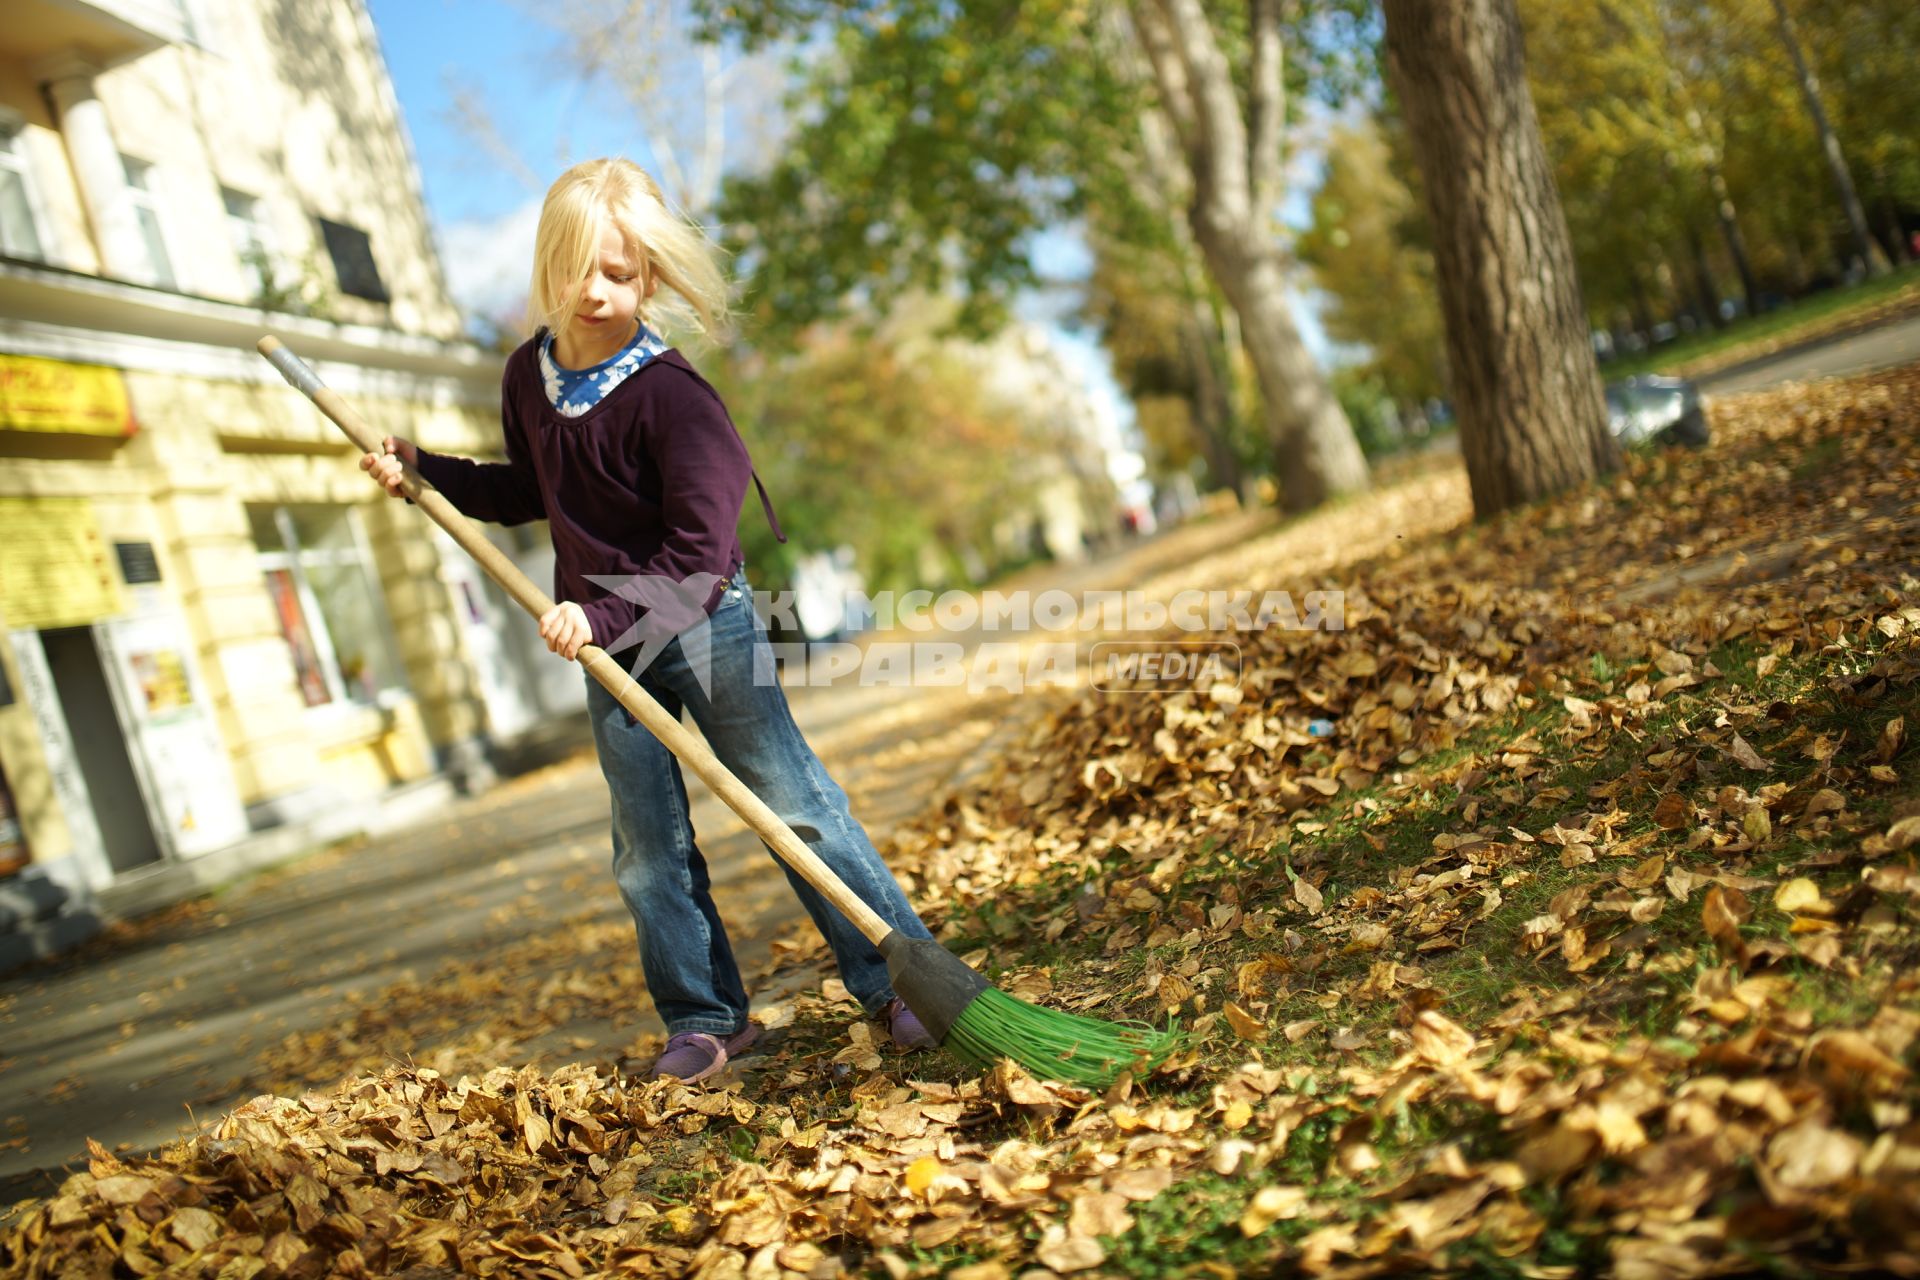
[0,0,565,948]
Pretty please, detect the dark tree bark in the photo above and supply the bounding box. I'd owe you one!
[1628,270,1656,342]
[1688,228,1724,329]
[1706,159,1761,316]
[1382,0,1618,519]
[1878,195,1912,266]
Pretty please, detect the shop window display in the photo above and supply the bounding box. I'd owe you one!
[249,505,405,708]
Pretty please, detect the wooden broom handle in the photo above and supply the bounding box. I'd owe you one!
[257,336,893,946]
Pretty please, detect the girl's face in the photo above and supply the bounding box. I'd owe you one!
[565,217,652,349]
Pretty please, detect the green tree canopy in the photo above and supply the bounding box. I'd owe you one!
[1297,116,1448,416]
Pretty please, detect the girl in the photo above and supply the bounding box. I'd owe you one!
[360,158,936,1083]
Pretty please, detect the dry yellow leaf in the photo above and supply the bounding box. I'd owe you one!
[1223,1001,1266,1041]
[166,1207,222,1252]
[1239,1185,1309,1237]
[1617,854,1667,890]
[1338,1140,1382,1175]
[1070,1191,1135,1239]
[904,1156,942,1197]
[1878,715,1906,764]
[946,1263,1011,1280]
[1702,885,1751,964]
[1812,1031,1912,1084]
[1768,1122,1864,1190]
[1773,878,1827,915]
[1725,733,1771,771]
[1108,1168,1174,1201]
[1653,791,1694,830]
[1035,1224,1106,1273]
[1157,973,1196,1011]
[1210,1140,1257,1176]
[1805,788,1847,816]
[1411,1011,1476,1067]
[91,1176,156,1206]
[1293,875,1325,915]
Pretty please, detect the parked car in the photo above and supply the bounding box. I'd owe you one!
[1605,374,1710,448]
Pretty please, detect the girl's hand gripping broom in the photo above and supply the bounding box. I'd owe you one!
[257,336,1178,1089]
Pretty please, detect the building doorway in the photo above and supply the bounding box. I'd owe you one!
[38,626,162,874]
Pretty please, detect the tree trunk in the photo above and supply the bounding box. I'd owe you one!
[1663,58,1759,316]
[1178,303,1244,496]
[1688,228,1724,329]
[1767,0,1888,278]
[1129,0,1370,514]
[1193,220,1368,508]
[1707,161,1760,316]
[1382,0,1618,520]
[1878,193,1911,266]
[1628,270,1656,343]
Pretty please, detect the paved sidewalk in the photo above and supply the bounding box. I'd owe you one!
[1698,309,1920,395]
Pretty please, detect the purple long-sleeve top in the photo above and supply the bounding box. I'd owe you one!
[414,340,784,653]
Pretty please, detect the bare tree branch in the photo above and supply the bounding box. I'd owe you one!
[1116,0,1366,508]
[439,75,543,193]
[520,0,754,214]
[1095,7,1188,216]
[1247,0,1285,223]
[1127,0,1200,163]
[1154,0,1252,221]
[695,44,731,212]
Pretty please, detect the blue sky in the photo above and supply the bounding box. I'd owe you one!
[363,1,1333,481]
[367,0,672,224]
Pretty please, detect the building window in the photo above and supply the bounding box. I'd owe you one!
[222,187,272,299]
[317,216,388,303]
[249,505,406,708]
[120,154,175,288]
[178,0,221,52]
[0,126,47,262]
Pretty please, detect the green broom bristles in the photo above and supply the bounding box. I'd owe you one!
[944,988,1181,1090]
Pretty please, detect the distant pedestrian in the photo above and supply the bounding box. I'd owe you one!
[360,158,935,1082]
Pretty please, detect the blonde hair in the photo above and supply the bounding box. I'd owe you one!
[526,158,733,342]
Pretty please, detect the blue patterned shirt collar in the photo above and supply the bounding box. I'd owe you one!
[537,324,670,418]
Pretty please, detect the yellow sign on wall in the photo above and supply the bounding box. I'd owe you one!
[0,354,135,437]
[0,498,127,629]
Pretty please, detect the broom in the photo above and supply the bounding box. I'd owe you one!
[257,336,1178,1090]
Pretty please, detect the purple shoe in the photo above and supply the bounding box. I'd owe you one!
[651,1022,761,1084]
[883,998,936,1051]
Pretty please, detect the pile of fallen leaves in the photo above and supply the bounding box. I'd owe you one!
[887,366,1920,941]
[6,365,1920,1278]
[4,1063,776,1278]
[6,987,1915,1277]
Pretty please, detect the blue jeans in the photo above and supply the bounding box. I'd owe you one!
[584,565,932,1036]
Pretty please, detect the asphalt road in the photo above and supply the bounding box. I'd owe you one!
[1696,308,1920,396]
